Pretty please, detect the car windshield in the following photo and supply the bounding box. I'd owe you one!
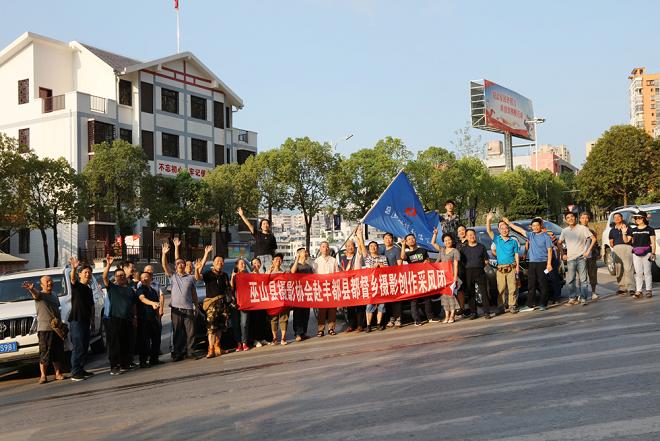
[0,274,66,303]
[646,209,660,230]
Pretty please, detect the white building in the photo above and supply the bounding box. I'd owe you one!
[0,32,257,268]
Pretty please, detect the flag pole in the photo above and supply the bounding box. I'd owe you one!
[176,2,180,53]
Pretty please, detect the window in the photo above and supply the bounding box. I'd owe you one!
[191,138,207,162]
[119,79,132,106]
[213,101,224,128]
[140,82,153,113]
[214,144,224,166]
[0,230,9,254]
[18,128,29,152]
[19,229,30,254]
[237,149,255,165]
[226,147,232,163]
[225,106,231,128]
[18,79,29,104]
[191,96,207,120]
[162,133,179,158]
[161,88,179,114]
[87,120,115,153]
[141,130,154,160]
[119,128,132,143]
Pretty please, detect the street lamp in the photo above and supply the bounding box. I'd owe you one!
[525,118,546,171]
[332,133,354,152]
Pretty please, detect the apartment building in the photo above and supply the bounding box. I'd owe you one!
[0,32,258,268]
[629,67,660,138]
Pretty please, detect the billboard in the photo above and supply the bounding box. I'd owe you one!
[471,80,535,141]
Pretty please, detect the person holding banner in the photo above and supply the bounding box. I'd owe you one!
[266,254,290,345]
[460,229,493,320]
[356,226,388,332]
[231,258,251,351]
[313,241,340,336]
[400,234,438,326]
[383,232,404,328]
[339,239,364,332]
[291,248,313,342]
[431,228,460,324]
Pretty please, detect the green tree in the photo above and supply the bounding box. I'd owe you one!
[329,137,411,238]
[278,137,339,250]
[494,167,567,220]
[22,156,85,267]
[577,125,659,207]
[406,146,457,210]
[243,150,288,225]
[451,123,485,159]
[82,140,149,257]
[0,134,28,233]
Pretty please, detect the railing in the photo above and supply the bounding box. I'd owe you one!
[90,95,107,113]
[238,131,249,143]
[42,95,65,113]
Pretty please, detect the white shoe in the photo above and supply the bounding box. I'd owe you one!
[254,341,263,348]
[591,293,599,300]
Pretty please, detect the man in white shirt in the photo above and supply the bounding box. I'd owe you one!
[314,241,339,337]
[557,212,596,305]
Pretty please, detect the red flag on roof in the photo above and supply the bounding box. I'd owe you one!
[174,0,179,9]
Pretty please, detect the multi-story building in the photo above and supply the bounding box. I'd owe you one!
[629,67,660,138]
[485,149,578,175]
[0,32,257,268]
[538,144,571,163]
[585,140,596,158]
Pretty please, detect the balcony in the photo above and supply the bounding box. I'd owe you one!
[90,95,107,113]
[227,128,257,149]
[42,94,65,113]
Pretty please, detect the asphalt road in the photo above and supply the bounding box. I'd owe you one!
[1,267,660,441]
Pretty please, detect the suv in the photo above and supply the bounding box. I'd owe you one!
[0,266,107,366]
[601,204,660,281]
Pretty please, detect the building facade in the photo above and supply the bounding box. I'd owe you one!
[629,67,660,138]
[0,32,257,269]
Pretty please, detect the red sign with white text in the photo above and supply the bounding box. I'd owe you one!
[236,262,454,310]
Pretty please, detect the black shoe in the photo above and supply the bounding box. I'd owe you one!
[172,355,185,362]
[378,324,386,331]
[149,359,161,366]
[484,313,492,320]
[110,367,122,376]
[510,306,519,314]
[82,370,95,378]
[184,354,202,360]
[139,362,149,369]
[365,325,372,333]
[469,314,479,320]
[70,373,86,382]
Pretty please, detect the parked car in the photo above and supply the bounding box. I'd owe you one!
[601,204,660,281]
[0,266,107,367]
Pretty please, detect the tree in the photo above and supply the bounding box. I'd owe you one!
[0,134,28,233]
[451,123,486,159]
[243,150,288,225]
[203,163,259,257]
[329,137,411,238]
[82,140,149,257]
[278,137,339,250]
[22,156,85,267]
[577,125,659,207]
[406,146,457,210]
[494,167,567,220]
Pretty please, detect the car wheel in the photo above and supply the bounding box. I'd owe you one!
[90,318,106,354]
[652,259,660,282]
[604,248,616,276]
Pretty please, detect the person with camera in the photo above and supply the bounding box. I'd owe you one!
[68,257,95,381]
[22,277,65,384]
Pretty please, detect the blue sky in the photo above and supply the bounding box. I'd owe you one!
[2,0,657,166]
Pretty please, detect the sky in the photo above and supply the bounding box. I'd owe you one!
[2,0,658,166]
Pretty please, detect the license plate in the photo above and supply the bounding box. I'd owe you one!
[0,341,18,353]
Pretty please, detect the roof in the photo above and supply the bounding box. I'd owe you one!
[79,43,141,71]
[0,253,28,264]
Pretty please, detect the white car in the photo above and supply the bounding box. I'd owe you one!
[0,266,107,366]
[601,203,660,281]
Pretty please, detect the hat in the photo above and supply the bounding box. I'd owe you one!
[632,211,647,219]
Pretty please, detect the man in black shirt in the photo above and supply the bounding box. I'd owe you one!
[400,234,438,326]
[196,245,231,358]
[136,271,163,367]
[238,207,277,271]
[459,229,492,319]
[68,257,95,381]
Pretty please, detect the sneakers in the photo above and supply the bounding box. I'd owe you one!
[241,343,250,351]
[537,305,547,311]
[429,318,441,323]
[255,341,263,348]
[591,293,600,300]
[566,299,578,306]
[414,321,423,327]
[519,306,534,312]
[579,299,588,306]
[386,319,395,328]
[235,344,243,352]
[616,290,627,295]
[484,313,492,320]
[82,370,95,378]
[295,335,302,342]
[365,325,372,333]
[110,367,121,376]
[510,306,519,314]
[645,291,653,298]
[633,291,643,299]
[378,324,386,331]
[70,373,86,382]
[394,318,402,328]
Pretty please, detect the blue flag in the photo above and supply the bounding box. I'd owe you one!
[362,171,439,250]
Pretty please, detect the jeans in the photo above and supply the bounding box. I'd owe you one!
[171,307,195,358]
[69,320,90,376]
[632,254,653,292]
[292,308,310,337]
[566,257,589,301]
[232,310,250,344]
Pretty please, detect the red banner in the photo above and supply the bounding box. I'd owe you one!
[236,262,454,310]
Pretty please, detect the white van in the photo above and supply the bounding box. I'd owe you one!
[0,266,107,366]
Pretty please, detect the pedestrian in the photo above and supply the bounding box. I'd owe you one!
[238,207,277,271]
[290,248,313,341]
[313,241,340,336]
[231,258,251,351]
[356,225,388,332]
[439,199,461,243]
[459,229,493,320]
[400,233,438,325]
[251,258,262,274]
[455,224,468,315]
[609,213,635,295]
[339,238,364,333]
[135,271,162,367]
[557,212,596,306]
[485,212,520,314]
[505,218,553,311]
[161,243,200,361]
[196,245,231,358]
[545,231,564,304]
[382,232,403,328]
[22,277,65,383]
[68,257,95,381]
[249,259,271,348]
[266,253,289,345]
[431,229,460,323]
[624,211,656,299]
[102,255,137,375]
[579,212,600,299]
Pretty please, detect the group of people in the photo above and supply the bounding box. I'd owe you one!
[24,202,656,384]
